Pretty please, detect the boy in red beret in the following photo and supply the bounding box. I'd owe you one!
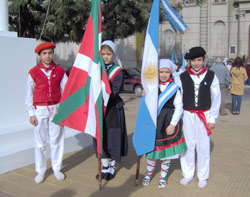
[25,42,68,183]
[179,46,221,188]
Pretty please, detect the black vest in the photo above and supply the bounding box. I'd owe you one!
[180,70,214,110]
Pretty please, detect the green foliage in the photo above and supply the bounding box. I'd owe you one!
[9,0,91,42]
[8,0,155,42]
[102,0,152,40]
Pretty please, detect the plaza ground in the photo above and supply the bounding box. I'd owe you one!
[0,88,250,197]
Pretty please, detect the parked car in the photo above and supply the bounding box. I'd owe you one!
[123,68,142,94]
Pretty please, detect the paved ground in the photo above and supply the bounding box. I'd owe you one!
[1,87,250,197]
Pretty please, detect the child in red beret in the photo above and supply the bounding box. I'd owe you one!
[25,42,68,183]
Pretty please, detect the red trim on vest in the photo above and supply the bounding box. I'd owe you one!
[29,63,65,106]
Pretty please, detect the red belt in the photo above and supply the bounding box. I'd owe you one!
[34,101,59,106]
[186,109,212,136]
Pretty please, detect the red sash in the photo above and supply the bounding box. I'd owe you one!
[186,109,212,136]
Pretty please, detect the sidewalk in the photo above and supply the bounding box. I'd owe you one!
[0,88,250,197]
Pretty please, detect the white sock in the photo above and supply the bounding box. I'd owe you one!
[160,159,170,178]
[146,159,156,172]
[101,159,109,173]
[198,180,207,188]
[180,177,193,186]
[109,159,116,175]
[54,171,65,181]
[35,172,45,184]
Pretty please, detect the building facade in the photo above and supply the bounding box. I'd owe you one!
[53,0,250,69]
[159,0,250,63]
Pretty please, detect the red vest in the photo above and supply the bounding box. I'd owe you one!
[29,62,65,106]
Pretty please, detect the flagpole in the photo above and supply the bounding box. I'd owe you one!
[98,154,102,190]
[135,156,142,187]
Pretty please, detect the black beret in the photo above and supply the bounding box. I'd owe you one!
[184,46,206,59]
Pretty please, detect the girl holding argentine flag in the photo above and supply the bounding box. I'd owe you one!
[142,59,187,188]
[94,40,128,181]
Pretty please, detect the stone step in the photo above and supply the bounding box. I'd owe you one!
[0,127,92,174]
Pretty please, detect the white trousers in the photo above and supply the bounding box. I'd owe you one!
[180,111,210,181]
[34,105,64,174]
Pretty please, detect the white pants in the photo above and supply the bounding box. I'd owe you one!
[34,105,64,174]
[180,111,210,181]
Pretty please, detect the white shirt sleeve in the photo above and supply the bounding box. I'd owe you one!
[25,74,35,117]
[170,89,183,126]
[60,73,68,94]
[208,75,221,124]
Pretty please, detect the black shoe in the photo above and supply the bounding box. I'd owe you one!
[95,166,109,180]
[105,172,116,181]
[96,172,108,180]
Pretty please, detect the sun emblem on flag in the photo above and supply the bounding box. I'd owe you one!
[142,63,158,85]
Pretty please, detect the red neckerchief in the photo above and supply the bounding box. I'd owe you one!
[38,61,55,72]
[159,78,173,85]
[186,66,207,78]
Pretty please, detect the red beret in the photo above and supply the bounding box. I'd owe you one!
[34,42,56,54]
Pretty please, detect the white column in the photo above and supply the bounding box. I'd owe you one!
[0,0,8,31]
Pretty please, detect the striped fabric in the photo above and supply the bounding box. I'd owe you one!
[161,0,188,33]
[133,0,160,157]
[53,0,111,154]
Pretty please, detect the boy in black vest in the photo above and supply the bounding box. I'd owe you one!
[179,47,221,188]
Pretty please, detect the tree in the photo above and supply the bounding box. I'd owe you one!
[101,0,152,40]
[9,0,91,43]
[9,0,153,43]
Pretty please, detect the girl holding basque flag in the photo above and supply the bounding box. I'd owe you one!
[94,40,128,181]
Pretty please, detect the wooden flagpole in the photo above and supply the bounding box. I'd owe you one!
[135,156,141,187]
[98,153,102,190]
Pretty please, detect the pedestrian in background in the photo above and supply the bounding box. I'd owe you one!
[244,59,250,86]
[230,57,248,115]
[210,57,231,115]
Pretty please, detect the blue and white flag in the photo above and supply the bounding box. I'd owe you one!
[161,0,188,33]
[181,49,187,70]
[132,0,159,156]
[171,48,178,63]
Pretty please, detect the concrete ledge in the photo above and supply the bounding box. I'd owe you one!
[0,127,92,175]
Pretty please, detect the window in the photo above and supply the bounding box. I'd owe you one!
[185,0,196,4]
[214,0,226,3]
[229,45,236,54]
[213,21,226,57]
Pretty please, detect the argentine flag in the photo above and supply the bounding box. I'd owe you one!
[132,0,159,156]
[161,0,188,33]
